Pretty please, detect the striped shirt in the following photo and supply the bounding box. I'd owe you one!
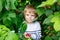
[25,21,42,40]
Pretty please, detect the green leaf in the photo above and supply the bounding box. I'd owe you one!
[43,15,53,25]
[11,18,17,24]
[0,25,18,40]
[37,0,57,7]
[45,9,53,16]
[10,0,16,9]
[46,0,57,5]
[19,21,27,33]
[51,16,60,23]
[5,32,18,40]
[0,0,3,12]
[0,25,10,32]
[3,18,12,26]
[45,36,52,40]
[54,21,60,32]
[52,35,58,40]
[5,0,16,10]
[56,5,60,11]
[51,12,60,32]
[26,0,30,4]
[8,12,16,18]
[57,0,60,5]
[35,8,45,17]
[57,31,60,37]
[5,0,10,10]
[2,11,17,26]
[37,2,47,7]
[0,25,10,40]
[28,38,31,40]
[59,37,60,40]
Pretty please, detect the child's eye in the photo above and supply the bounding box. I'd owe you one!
[26,14,29,16]
[31,15,34,17]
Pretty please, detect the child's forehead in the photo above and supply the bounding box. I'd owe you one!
[26,8,35,12]
[24,8,36,15]
[26,12,35,15]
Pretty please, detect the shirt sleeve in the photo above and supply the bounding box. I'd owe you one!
[36,30,42,39]
[36,22,42,39]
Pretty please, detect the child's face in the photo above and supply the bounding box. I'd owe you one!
[24,9,36,23]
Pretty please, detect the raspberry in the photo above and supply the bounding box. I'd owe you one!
[26,33,31,37]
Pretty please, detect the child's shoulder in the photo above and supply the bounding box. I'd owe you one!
[34,21,40,25]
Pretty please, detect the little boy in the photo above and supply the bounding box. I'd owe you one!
[23,4,42,40]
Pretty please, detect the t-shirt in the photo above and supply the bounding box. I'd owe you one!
[25,21,42,40]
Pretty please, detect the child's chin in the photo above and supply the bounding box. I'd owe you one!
[27,21,33,23]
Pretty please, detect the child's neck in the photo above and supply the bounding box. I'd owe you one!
[26,21,33,24]
[26,21,36,24]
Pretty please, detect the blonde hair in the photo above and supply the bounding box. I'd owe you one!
[23,4,38,17]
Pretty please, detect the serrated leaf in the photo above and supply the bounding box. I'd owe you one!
[51,12,60,23]
[37,0,57,7]
[5,32,18,40]
[46,0,57,5]
[0,25,10,40]
[2,12,17,26]
[0,25,18,40]
[0,25,10,31]
[5,0,16,10]
[45,9,53,16]
[43,15,53,25]
[10,0,16,9]
[51,12,60,32]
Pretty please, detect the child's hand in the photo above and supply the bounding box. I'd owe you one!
[24,32,31,38]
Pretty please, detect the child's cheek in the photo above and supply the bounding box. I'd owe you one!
[25,16,29,20]
[25,16,30,21]
[31,17,35,21]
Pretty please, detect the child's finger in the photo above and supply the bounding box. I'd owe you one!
[24,32,31,38]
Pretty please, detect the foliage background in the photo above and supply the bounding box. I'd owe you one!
[0,0,60,40]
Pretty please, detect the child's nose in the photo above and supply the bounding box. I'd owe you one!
[28,15,31,18]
